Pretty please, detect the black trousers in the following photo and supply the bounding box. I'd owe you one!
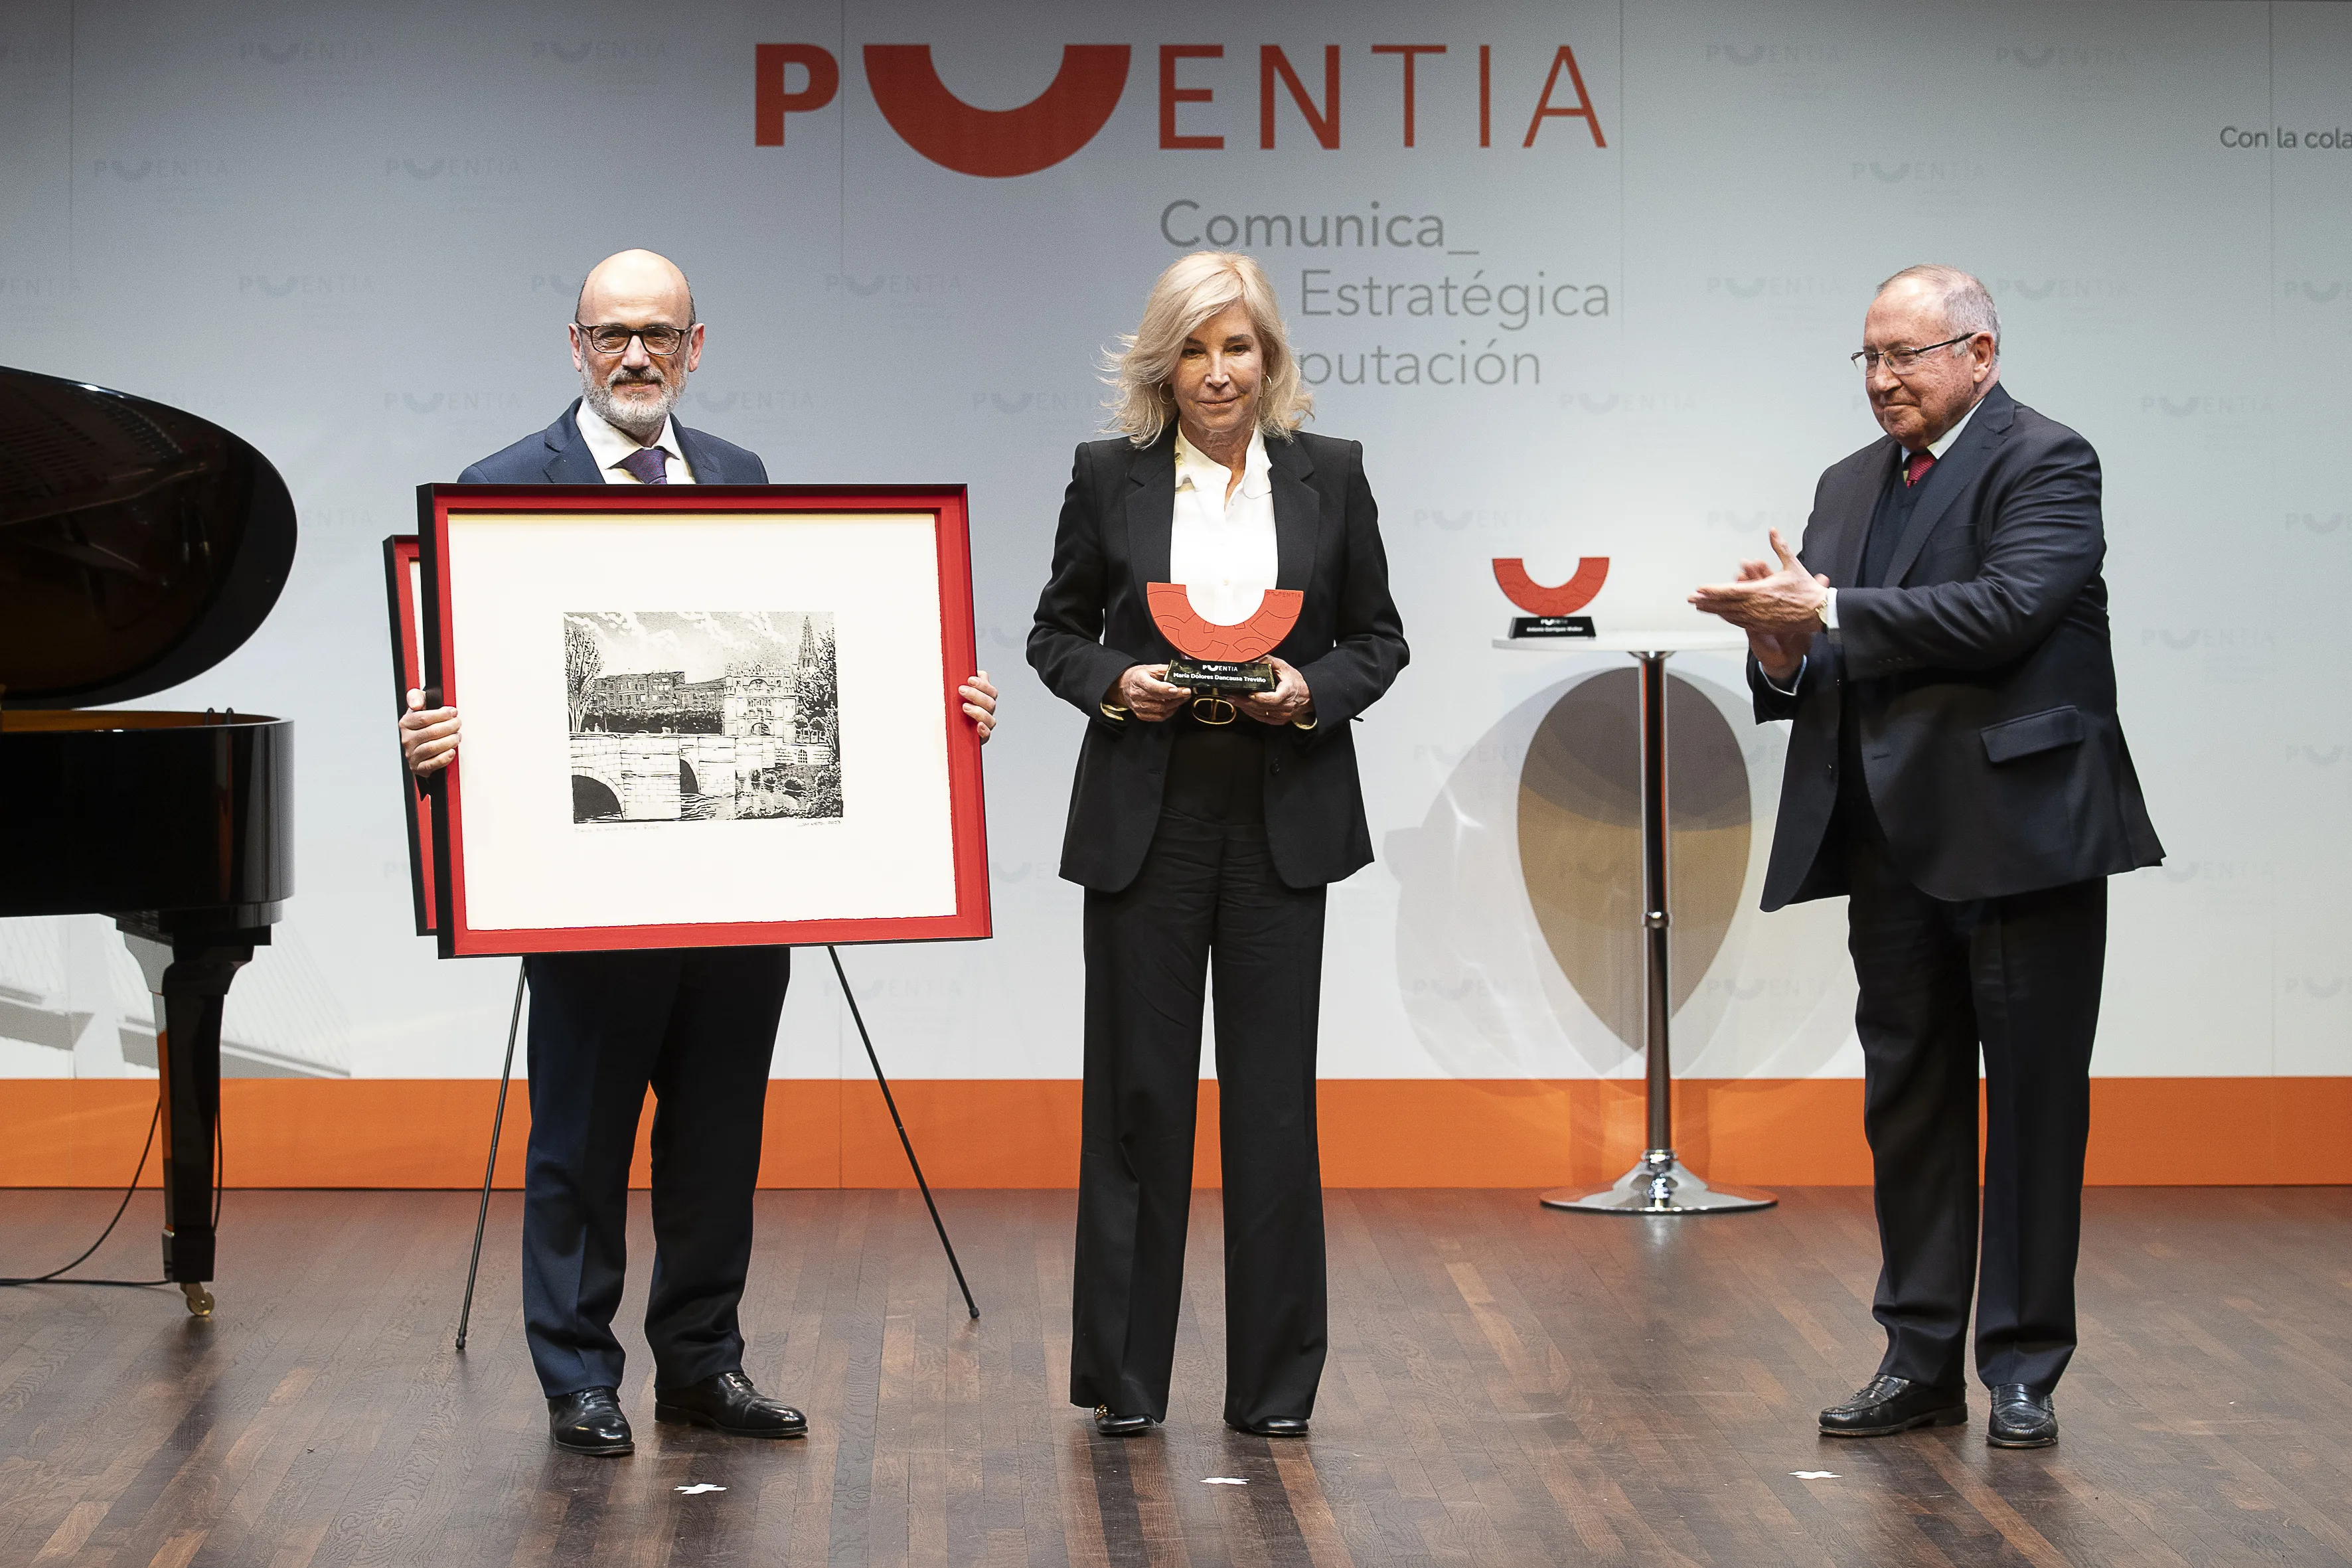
[1071,722,1329,1427]
[520,945,790,1397]
[1842,806,2106,1393]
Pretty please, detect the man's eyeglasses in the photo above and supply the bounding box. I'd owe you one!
[1850,334,1978,374]
[576,322,692,357]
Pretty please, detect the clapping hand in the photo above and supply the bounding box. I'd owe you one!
[1689,529,1830,682]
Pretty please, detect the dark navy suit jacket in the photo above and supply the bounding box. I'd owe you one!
[461,399,769,485]
[1752,383,2163,907]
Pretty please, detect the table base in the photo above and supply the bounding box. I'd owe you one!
[1541,1149,1778,1215]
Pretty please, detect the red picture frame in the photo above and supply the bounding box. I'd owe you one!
[416,483,990,958]
[381,534,438,935]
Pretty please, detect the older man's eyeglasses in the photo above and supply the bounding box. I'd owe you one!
[1850,335,1977,375]
[576,322,691,356]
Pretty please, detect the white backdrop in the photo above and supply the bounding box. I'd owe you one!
[2,0,2345,1087]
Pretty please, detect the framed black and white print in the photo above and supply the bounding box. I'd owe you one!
[416,484,990,957]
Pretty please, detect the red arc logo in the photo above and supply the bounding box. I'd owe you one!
[1492,557,1608,616]
[863,44,1132,178]
[1148,584,1304,663]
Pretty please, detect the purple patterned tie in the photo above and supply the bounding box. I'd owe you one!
[617,445,669,485]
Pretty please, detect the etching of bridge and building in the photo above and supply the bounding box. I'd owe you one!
[571,648,836,823]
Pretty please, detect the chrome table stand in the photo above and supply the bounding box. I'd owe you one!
[1532,645,1776,1215]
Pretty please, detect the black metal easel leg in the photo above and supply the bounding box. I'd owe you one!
[455,963,527,1351]
[827,945,979,1319]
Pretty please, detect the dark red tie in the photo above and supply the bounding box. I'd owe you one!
[617,445,668,485]
[1904,449,1936,487]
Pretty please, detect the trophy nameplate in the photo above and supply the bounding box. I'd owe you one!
[1146,582,1304,722]
[1509,616,1596,639]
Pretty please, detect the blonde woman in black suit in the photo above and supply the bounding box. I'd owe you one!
[1028,251,1407,1438]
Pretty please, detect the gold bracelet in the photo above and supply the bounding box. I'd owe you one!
[1099,702,1131,721]
[1291,713,1317,731]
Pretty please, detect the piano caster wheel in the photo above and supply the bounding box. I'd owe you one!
[180,1281,215,1318]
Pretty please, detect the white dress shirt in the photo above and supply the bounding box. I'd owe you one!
[576,401,696,484]
[1168,428,1276,625]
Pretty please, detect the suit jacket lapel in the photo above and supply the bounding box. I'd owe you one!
[1123,428,1178,589]
[541,400,603,484]
[1882,383,2015,588]
[1267,434,1318,590]
[672,421,721,483]
[1826,438,1898,588]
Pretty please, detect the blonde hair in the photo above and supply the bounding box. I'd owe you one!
[1105,251,1312,446]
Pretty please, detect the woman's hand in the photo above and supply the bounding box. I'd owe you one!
[960,671,998,743]
[400,689,461,775]
[1112,664,1186,722]
[1241,657,1313,727]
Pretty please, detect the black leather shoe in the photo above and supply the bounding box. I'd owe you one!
[1227,1417,1310,1438]
[548,1387,633,1455]
[653,1370,807,1438]
[1986,1384,2058,1448]
[1818,1375,1967,1437]
[1093,1405,1154,1436]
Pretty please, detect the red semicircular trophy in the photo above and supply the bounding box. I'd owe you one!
[1492,556,1608,638]
[1146,582,1304,724]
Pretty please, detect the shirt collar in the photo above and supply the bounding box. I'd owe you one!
[1174,427,1272,503]
[1915,390,1986,462]
[576,400,685,475]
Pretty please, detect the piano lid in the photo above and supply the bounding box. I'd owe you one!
[0,363,296,709]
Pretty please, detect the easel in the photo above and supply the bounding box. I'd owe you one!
[453,945,977,1350]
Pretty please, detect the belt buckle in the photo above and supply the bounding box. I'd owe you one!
[1190,695,1237,726]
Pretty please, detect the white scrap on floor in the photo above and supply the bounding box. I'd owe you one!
[676,1483,728,1494]
[1790,1472,1839,1480]
[1203,1477,1248,1486]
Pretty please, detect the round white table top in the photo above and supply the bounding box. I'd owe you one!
[1490,627,1751,654]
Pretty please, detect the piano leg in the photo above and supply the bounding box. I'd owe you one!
[120,921,269,1317]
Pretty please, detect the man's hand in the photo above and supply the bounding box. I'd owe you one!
[1111,664,1186,722]
[960,670,998,744]
[1241,656,1313,726]
[1690,529,1831,682]
[400,688,461,776]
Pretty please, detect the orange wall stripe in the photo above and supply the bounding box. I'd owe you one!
[0,1078,2343,1190]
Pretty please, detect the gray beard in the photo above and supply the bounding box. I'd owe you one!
[582,371,679,441]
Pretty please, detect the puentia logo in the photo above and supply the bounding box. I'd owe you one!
[754,40,1607,177]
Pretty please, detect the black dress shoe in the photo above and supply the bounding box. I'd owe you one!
[1093,1405,1154,1436]
[1818,1375,1967,1437]
[653,1370,808,1438]
[1986,1383,2059,1448]
[1227,1417,1310,1438]
[548,1387,633,1455]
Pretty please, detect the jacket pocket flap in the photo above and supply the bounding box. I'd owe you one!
[1981,705,2084,764]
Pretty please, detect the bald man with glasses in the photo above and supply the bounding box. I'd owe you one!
[400,250,997,1456]
[1692,264,2163,1450]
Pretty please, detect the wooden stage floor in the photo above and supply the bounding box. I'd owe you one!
[2,1186,2349,1566]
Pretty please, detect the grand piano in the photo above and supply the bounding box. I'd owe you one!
[0,364,295,1316]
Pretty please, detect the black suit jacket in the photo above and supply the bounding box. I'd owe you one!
[1028,428,1407,892]
[1754,382,2163,907]
[459,399,769,485]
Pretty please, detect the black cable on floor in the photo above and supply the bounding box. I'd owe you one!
[0,1101,171,1290]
